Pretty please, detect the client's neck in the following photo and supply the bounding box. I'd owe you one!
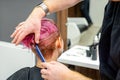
[36,57,52,68]
[35,50,59,68]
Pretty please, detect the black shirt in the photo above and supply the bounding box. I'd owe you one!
[99,1,120,80]
[7,66,44,80]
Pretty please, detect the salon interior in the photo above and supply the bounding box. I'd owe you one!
[0,0,108,80]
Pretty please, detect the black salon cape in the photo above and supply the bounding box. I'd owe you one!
[7,66,44,80]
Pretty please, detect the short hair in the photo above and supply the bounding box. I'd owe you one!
[22,18,60,54]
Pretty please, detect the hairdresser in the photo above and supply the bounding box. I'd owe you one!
[11,0,120,80]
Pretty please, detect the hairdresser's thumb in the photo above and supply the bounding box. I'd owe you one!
[41,62,51,69]
[35,31,40,44]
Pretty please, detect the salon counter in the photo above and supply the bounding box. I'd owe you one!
[57,45,99,70]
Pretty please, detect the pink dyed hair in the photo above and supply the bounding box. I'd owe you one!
[21,18,59,50]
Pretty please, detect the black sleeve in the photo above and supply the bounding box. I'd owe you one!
[7,67,30,80]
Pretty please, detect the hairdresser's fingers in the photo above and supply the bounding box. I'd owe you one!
[49,61,68,69]
[41,69,49,79]
[11,22,24,38]
[15,30,29,45]
[41,68,48,75]
[41,74,47,79]
[41,62,52,69]
[16,22,25,29]
[41,73,50,80]
[12,29,23,44]
[11,26,22,38]
[12,23,32,45]
[33,20,41,44]
[34,28,40,44]
[11,30,18,38]
[11,28,22,43]
[11,21,25,38]
[41,61,60,69]
[49,61,62,66]
[49,61,57,64]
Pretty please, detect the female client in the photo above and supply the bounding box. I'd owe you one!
[7,18,64,80]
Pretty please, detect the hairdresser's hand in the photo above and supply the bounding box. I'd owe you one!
[11,7,45,45]
[41,61,71,80]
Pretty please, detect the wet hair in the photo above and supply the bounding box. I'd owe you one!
[21,18,60,54]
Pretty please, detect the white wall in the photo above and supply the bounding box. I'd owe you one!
[0,41,35,80]
[90,0,108,27]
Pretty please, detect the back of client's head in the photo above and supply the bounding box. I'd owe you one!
[22,18,63,62]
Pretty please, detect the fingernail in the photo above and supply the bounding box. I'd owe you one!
[36,41,39,44]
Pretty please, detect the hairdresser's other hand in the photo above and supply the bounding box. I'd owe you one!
[41,61,71,80]
[11,6,45,45]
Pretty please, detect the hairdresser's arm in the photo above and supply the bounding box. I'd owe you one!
[111,0,120,1]
[41,61,92,80]
[44,0,81,13]
[11,0,81,45]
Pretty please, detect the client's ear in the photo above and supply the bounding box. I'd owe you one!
[55,37,63,49]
